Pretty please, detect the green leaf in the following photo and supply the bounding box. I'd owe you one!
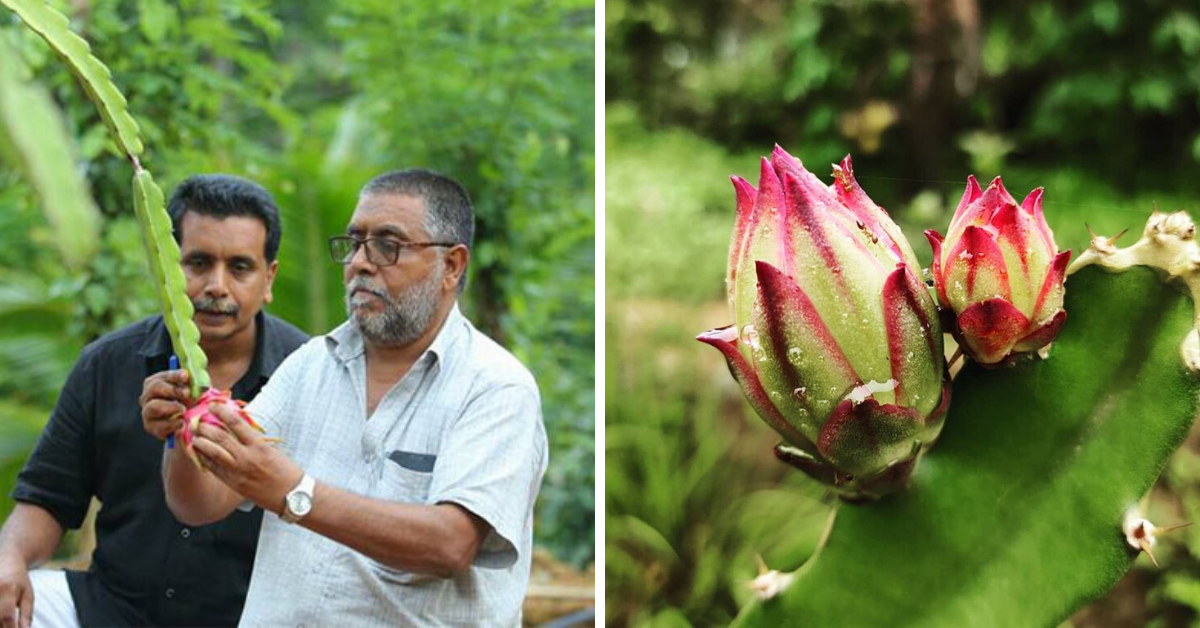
[734,264,1200,627]
[1,0,144,156]
[136,0,176,44]
[0,32,99,269]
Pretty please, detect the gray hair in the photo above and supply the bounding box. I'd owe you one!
[360,169,474,293]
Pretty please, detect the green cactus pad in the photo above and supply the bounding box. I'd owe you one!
[1,0,144,157]
[132,169,210,397]
[734,263,1200,627]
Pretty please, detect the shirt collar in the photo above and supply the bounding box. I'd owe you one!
[136,316,175,360]
[326,303,465,369]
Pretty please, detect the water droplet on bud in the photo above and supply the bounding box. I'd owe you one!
[787,347,803,365]
[740,324,761,350]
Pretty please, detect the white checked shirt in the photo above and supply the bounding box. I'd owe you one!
[236,306,547,627]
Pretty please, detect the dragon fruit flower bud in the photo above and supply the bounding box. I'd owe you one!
[177,388,266,470]
[925,177,1071,366]
[698,145,950,500]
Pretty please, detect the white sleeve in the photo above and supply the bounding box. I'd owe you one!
[426,382,548,569]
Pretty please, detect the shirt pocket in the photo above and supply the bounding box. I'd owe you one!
[376,450,436,504]
[368,451,438,586]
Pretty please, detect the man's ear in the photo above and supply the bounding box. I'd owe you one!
[443,245,469,293]
[264,259,279,304]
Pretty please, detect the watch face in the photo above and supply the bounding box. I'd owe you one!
[288,492,312,516]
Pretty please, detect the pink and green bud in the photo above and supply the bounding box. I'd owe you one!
[925,177,1070,366]
[698,146,950,500]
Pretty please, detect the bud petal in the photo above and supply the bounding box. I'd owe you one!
[731,158,788,334]
[832,155,922,272]
[818,399,923,478]
[696,325,811,451]
[944,225,1012,308]
[753,261,861,440]
[883,265,942,416]
[726,175,758,308]
[956,298,1031,365]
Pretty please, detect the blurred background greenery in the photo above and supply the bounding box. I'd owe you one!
[0,0,594,574]
[606,0,1200,625]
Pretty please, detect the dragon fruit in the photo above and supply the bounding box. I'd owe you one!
[177,388,266,470]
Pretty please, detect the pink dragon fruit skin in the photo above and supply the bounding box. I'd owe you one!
[925,176,1071,366]
[177,388,265,469]
[698,145,950,500]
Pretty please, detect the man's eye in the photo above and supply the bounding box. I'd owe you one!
[185,258,209,270]
[375,239,401,255]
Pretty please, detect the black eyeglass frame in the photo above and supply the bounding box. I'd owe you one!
[328,235,458,267]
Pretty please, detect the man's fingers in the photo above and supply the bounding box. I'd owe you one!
[16,587,30,628]
[144,399,186,423]
[0,594,14,628]
[141,373,193,406]
[193,437,237,469]
[196,420,240,452]
[161,368,190,386]
[210,403,259,444]
[0,588,17,628]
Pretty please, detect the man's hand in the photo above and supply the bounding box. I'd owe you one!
[139,370,193,440]
[193,403,302,515]
[0,551,32,628]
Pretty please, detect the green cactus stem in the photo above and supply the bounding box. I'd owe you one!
[1070,210,1200,372]
[131,169,210,397]
[734,213,1200,627]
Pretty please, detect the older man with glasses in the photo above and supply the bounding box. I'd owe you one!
[140,168,547,627]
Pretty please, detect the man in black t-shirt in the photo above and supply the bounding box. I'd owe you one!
[0,175,308,627]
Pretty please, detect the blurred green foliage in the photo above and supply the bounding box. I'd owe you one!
[605,312,830,626]
[607,0,1200,189]
[0,0,594,566]
[607,0,1200,624]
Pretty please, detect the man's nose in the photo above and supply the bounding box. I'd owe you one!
[345,241,377,276]
[204,265,231,297]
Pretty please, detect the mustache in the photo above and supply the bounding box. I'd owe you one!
[193,295,239,315]
[346,277,394,305]
[348,277,388,300]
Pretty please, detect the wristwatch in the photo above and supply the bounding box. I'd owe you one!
[281,473,315,523]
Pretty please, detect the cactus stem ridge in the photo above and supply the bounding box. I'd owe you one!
[1071,211,1200,373]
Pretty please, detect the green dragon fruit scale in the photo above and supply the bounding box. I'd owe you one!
[925,177,1070,366]
[697,146,950,500]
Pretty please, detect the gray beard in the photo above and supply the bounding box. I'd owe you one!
[345,269,442,347]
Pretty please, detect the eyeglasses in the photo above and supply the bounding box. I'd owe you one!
[328,235,456,267]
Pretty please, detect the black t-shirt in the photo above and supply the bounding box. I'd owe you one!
[12,312,308,627]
